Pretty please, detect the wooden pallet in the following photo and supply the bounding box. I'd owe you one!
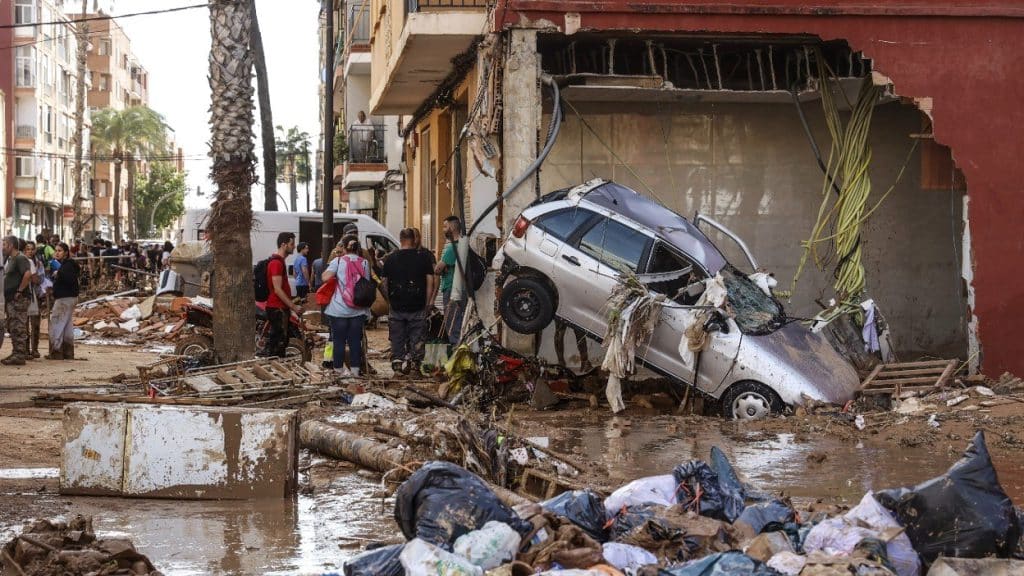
[859,359,958,399]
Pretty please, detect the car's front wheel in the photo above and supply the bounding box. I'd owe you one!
[499,276,556,334]
[720,381,784,420]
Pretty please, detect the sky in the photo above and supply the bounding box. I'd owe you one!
[117,0,322,211]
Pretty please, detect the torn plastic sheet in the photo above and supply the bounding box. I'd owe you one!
[678,273,729,367]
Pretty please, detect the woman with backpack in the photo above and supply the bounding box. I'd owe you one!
[320,237,372,377]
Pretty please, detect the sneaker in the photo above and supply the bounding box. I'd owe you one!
[391,360,404,375]
[335,367,351,378]
[1,356,26,366]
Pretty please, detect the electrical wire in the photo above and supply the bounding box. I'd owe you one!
[0,4,210,30]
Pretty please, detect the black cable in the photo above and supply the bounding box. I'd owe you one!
[0,4,210,30]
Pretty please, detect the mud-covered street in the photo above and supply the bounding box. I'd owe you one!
[3,331,1024,574]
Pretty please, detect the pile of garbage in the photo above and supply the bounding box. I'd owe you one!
[73,293,192,344]
[341,432,1022,576]
[1,515,161,576]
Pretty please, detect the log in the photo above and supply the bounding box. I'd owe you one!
[300,420,408,472]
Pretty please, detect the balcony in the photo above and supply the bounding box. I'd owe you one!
[16,125,36,139]
[348,2,370,46]
[369,0,488,115]
[348,124,386,164]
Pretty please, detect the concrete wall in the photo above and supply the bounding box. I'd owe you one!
[539,100,967,358]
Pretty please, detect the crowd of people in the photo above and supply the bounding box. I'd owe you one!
[0,232,176,367]
[262,215,471,378]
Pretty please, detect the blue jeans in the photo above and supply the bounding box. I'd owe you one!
[328,314,365,371]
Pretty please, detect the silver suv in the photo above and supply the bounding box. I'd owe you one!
[493,180,860,419]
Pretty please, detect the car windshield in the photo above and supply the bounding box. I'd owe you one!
[720,266,785,335]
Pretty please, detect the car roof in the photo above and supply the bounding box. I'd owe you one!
[570,180,728,274]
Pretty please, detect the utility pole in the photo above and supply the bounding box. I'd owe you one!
[303,140,311,211]
[70,0,88,238]
[321,0,335,262]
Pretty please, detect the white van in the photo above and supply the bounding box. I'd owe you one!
[176,210,399,281]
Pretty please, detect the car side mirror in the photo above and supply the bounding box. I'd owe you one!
[704,310,730,335]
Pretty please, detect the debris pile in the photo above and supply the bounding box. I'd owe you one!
[1,516,161,576]
[334,431,1022,576]
[73,293,190,345]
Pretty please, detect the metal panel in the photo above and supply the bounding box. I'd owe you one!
[61,404,127,495]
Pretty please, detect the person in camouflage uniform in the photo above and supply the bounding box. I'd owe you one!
[2,236,32,365]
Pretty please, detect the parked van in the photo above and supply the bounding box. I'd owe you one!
[176,210,399,287]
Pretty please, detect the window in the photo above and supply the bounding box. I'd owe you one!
[99,74,109,91]
[578,218,650,274]
[98,39,111,56]
[15,157,34,177]
[645,242,705,304]
[534,208,597,241]
[366,235,397,255]
[15,46,35,87]
[14,0,34,25]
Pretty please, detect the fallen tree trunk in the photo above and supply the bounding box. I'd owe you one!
[299,420,535,507]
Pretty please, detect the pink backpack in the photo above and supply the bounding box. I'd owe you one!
[341,256,368,308]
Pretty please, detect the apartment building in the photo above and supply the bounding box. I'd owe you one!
[0,0,88,240]
[79,10,148,239]
[329,0,404,235]
[341,0,1024,378]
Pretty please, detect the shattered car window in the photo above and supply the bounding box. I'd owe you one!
[720,266,785,335]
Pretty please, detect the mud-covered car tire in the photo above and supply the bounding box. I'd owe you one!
[721,381,784,420]
[500,276,555,334]
[175,334,214,357]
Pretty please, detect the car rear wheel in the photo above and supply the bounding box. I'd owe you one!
[721,381,783,420]
[499,276,555,334]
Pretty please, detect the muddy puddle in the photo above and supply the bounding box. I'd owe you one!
[0,458,395,575]
[531,413,1024,505]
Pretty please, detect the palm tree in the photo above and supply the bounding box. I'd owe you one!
[208,0,256,362]
[275,125,311,211]
[91,106,167,241]
[250,0,278,211]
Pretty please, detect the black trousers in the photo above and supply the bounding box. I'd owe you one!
[265,307,290,358]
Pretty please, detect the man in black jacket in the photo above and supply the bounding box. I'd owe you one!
[48,242,79,360]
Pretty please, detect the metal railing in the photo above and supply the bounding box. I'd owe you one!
[407,0,488,12]
[348,124,386,164]
[348,1,370,45]
[16,125,36,138]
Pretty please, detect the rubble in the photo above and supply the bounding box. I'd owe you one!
[1,516,160,576]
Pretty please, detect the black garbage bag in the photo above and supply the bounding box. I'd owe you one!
[393,461,533,549]
[674,447,746,523]
[735,500,796,534]
[342,543,404,576]
[658,550,780,575]
[542,489,609,542]
[875,431,1021,563]
[609,504,683,542]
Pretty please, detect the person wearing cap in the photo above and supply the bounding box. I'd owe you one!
[293,241,311,300]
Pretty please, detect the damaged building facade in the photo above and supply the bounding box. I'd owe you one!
[345,0,1024,378]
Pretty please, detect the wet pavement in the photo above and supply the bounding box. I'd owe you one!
[3,414,1023,574]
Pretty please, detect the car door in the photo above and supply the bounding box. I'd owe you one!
[570,214,653,337]
[640,241,703,383]
[528,207,601,328]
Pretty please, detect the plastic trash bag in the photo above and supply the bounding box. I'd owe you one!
[602,542,657,571]
[603,474,678,515]
[394,461,532,549]
[342,543,405,576]
[735,500,796,535]
[400,538,483,576]
[452,521,521,570]
[875,431,1021,563]
[804,491,920,576]
[542,490,610,543]
[659,551,780,575]
[673,447,746,523]
[609,504,682,542]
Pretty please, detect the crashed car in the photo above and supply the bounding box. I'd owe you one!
[493,179,860,420]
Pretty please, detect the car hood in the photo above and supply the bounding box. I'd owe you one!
[738,321,862,405]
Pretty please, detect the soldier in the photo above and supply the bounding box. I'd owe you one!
[2,236,33,365]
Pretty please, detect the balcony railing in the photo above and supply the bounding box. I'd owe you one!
[348,124,386,164]
[348,2,370,45]
[16,125,36,139]
[407,0,489,12]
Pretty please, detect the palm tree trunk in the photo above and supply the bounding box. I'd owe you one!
[126,153,137,240]
[71,0,88,238]
[250,0,277,211]
[112,155,122,242]
[209,0,257,362]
